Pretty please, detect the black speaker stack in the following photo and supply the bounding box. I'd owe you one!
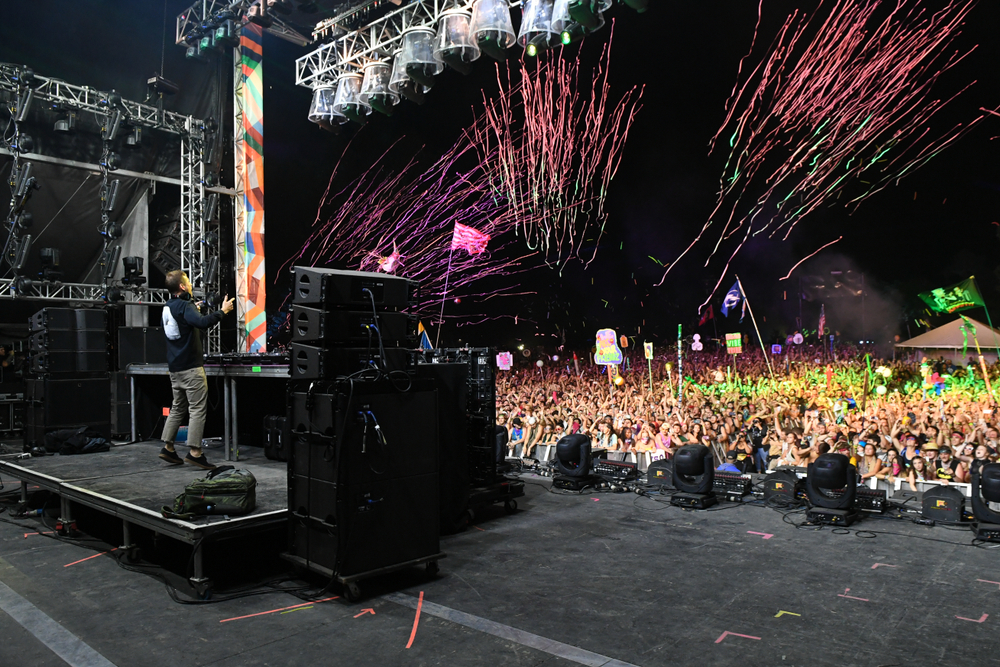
[25,308,111,449]
[113,326,168,436]
[288,267,418,380]
[416,347,524,532]
[283,268,442,593]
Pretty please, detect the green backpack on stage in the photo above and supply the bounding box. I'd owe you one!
[162,467,257,520]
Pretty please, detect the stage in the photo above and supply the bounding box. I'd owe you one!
[2,469,999,667]
[0,441,288,594]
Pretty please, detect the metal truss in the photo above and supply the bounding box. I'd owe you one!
[0,64,194,135]
[176,0,311,47]
[0,279,170,305]
[296,0,522,86]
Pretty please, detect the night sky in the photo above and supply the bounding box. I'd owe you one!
[4,0,999,350]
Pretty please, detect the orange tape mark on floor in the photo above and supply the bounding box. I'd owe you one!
[219,596,339,623]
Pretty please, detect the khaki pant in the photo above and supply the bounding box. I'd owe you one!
[162,366,208,449]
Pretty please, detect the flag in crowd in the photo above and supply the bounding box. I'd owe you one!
[818,304,826,338]
[451,223,490,255]
[918,277,984,314]
[721,282,743,318]
[698,304,714,326]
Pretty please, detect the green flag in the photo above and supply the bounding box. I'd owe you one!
[917,277,984,314]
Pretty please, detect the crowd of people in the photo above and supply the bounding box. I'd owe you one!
[497,343,1000,490]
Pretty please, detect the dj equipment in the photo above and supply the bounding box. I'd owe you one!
[290,307,416,346]
[285,380,440,579]
[856,487,888,514]
[289,343,413,380]
[806,507,858,526]
[291,267,417,309]
[593,458,639,481]
[553,475,601,491]
[263,415,289,462]
[921,485,964,522]
[713,471,752,501]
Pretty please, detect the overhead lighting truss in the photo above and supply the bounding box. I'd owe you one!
[0,278,170,305]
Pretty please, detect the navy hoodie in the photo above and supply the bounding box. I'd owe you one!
[162,293,224,372]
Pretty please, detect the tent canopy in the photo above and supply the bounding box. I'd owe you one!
[896,317,1000,350]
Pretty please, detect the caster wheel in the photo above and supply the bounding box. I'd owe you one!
[125,547,142,564]
[199,588,213,601]
[426,561,440,576]
[345,582,362,603]
[504,500,517,514]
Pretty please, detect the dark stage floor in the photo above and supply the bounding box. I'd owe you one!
[2,472,999,667]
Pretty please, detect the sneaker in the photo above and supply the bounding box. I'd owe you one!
[185,452,217,470]
[159,448,184,465]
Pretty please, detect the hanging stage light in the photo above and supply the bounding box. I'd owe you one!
[308,84,346,127]
[470,0,515,61]
[399,27,443,89]
[389,53,429,105]
[104,286,125,304]
[203,193,219,222]
[517,0,557,56]
[102,110,123,142]
[14,212,33,231]
[101,151,122,171]
[359,62,399,116]
[101,246,122,280]
[805,453,858,526]
[102,179,120,212]
[121,256,147,286]
[332,73,370,125]
[433,10,481,75]
[553,0,604,45]
[54,110,78,133]
[566,0,606,30]
[39,247,62,282]
[669,444,717,509]
[12,235,32,274]
[15,88,34,123]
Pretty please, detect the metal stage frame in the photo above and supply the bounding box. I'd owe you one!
[0,449,288,597]
[0,64,222,353]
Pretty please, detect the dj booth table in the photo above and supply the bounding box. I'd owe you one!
[126,363,290,461]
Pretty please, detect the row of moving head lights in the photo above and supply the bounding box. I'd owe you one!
[307,0,648,126]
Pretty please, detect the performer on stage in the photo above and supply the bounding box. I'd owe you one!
[158,270,234,469]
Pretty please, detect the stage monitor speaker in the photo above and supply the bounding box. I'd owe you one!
[291,267,416,309]
[922,485,965,523]
[290,306,416,345]
[763,470,802,504]
[290,343,412,380]
[646,458,673,487]
[118,327,167,367]
[30,308,106,332]
[30,329,106,353]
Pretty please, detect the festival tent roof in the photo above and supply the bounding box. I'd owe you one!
[895,317,1000,350]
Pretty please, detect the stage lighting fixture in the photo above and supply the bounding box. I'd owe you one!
[203,193,219,222]
[200,33,221,53]
[14,163,34,198]
[552,433,601,490]
[101,245,122,280]
[54,110,78,133]
[204,231,220,247]
[14,276,34,295]
[121,256,147,286]
[553,0,599,45]
[147,75,179,97]
[102,109,123,142]
[101,222,123,240]
[12,235,32,273]
[15,88,34,123]
[669,444,717,509]
[566,0,605,30]
[389,55,428,105]
[104,286,124,304]
[186,43,208,61]
[400,28,443,89]
[517,0,557,55]
[202,116,219,134]
[805,453,858,526]
[125,126,142,146]
[308,84,345,124]
[14,212,33,231]
[204,171,219,187]
[39,247,62,282]
[101,151,122,171]
[102,179,120,212]
[332,73,370,125]
[972,464,1000,541]
[205,256,220,286]
[433,10,481,75]
[360,62,399,116]
[471,0,515,61]
[215,19,239,47]
[248,3,274,28]
[11,134,34,154]
[12,67,38,89]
